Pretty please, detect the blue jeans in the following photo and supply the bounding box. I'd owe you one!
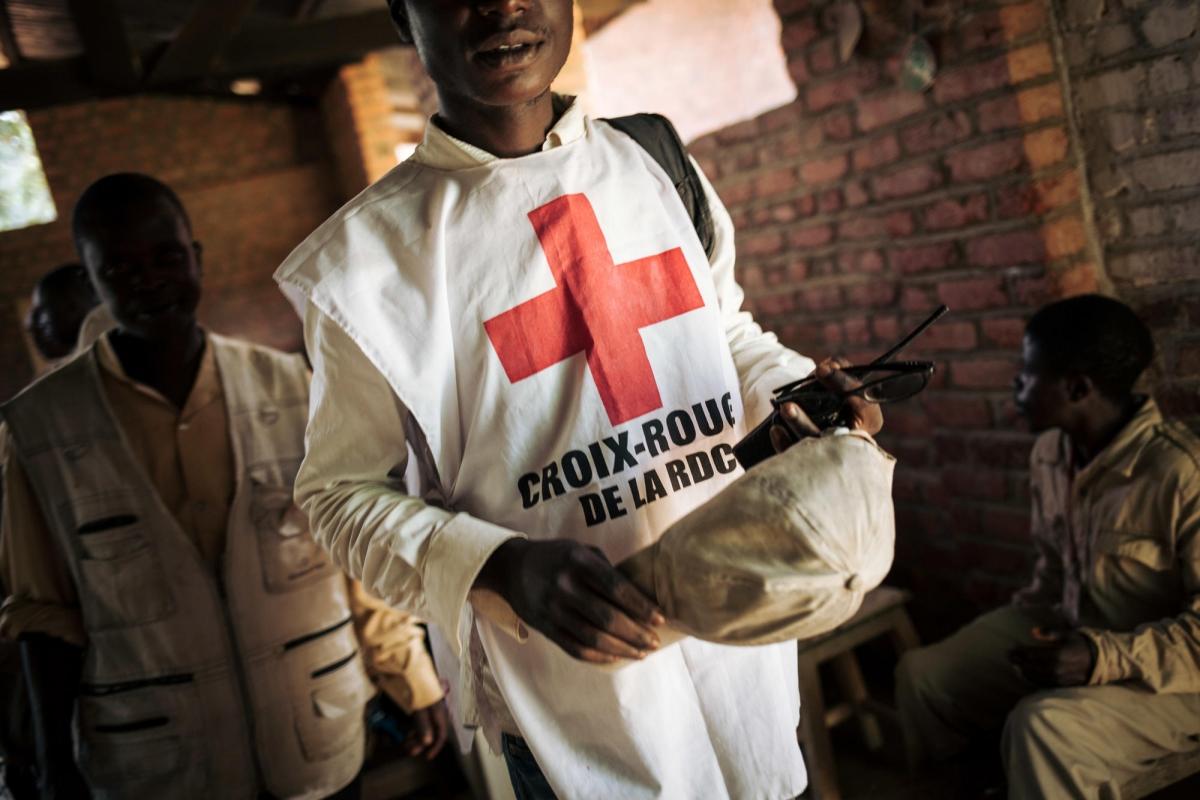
[501,734,556,800]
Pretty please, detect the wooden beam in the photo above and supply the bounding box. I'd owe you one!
[147,0,259,87]
[66,0,141,90]
[218,9,401,76]
[0,0,22,67]
[0,58,99,112]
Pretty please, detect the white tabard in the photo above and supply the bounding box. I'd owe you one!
[277,104,811,799]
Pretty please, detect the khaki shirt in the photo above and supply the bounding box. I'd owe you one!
[0,332,443,712]
[1014,399,1200,693]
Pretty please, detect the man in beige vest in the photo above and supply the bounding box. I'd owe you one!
[0,173,448,800]
[895,295,1200,797]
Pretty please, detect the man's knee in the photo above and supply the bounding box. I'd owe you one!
[895,645,952,709]
[1002,694,1070,755]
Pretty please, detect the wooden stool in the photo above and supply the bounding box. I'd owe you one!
[796,586,919,800]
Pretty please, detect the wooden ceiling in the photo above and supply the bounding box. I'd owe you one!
[0,0,645,110]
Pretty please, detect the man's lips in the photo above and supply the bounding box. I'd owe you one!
[472,29,546,68]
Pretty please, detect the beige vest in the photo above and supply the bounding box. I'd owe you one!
[2,334,374,800]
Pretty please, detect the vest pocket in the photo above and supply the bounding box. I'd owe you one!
[285,620,372,763]
[76,526,175,630]
[294,654,373,762]
[250,478,336,593]
[76,681,208,796]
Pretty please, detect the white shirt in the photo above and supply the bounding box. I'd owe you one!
[276,98,813,799]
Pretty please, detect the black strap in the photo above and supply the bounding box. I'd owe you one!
[603,113,716,261]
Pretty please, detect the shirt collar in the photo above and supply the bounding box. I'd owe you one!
[94,330,223,418]
[412,94,585,171]
[1069,397,1161,487]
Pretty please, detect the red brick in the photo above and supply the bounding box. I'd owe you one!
[951,357,1019,388]
[805,64,881,112]
[818,189,843,213]
[1007,43,1055,84]
[995,170,1081,218]
[902,285,938,312]
[872,314,899,340]
[923,394,992,428]
[888,210,916,237]
[822,112,855,140]
[892,242,957,274]
[980,506,1031,543]
[966,228,1045,267]
[943,468,1008,501]
[912,321,980,352]
[872,162,943,200]
[808,37,837,74]
[923,194,990,231]
[978,94,1023,133]
[1042,216,1086,259]
[857,89,927,132]
[795,193,817,217]
[900,111,973,155]
[934,56,1010,104]
[717,118,761,144]
[838,214,891,241]
[755,168,799,198]
[846,282,898,309]
[1023,126,1069,170]
[797,285,843,311]
[844,316,871,345]
[759,104,801,134]
[801,153,849,184]
[739,231,785,258]
[788,224,833,248]
[768,201,798,224]
[937,276,1008,310]
[969,432,1036,469]
[853,134,901,172]
[774,0,811,17]
[717,177,755,206]
[781,16,819,50]
[981,317,1027,349]
[844,180,869,207]
[787,55,810,85]
[1017,84,1064,125]
[947,138,1025,183]
[1000,2,1049,41]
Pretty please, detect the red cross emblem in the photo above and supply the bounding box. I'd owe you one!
[484,194,704,426]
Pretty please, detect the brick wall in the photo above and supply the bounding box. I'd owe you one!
[0,95,341,401]
[1056,0,1200,422]
[687,0,1200,636]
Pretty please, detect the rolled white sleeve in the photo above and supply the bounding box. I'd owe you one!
[692,157,815,426]
[296,304,522,663]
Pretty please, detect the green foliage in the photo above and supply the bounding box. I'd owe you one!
[0,110,57,232]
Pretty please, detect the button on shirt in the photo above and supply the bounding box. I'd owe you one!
[1013,398,1200,693]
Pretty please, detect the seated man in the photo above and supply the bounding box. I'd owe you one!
[0,173,447,800]
[895,294,1200,798]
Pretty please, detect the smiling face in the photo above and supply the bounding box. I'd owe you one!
[394,0,574,111]
[78,197,202,340]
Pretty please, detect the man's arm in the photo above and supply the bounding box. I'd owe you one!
[20,633,88,799]
[1,429,89,797]
[346,580,449,759]
[1011,478,1067,624]
[297,307,663,665]
[1079,467,1200,693]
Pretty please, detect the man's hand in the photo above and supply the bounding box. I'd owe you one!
[1009,628,1097,687]
[404,698,450,761]
[475,539,665,664]
[769,357,885,452]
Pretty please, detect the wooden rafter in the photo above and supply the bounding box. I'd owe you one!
[66,0,141,90]
[147,0,260,87]
[0,0,21,67]
[218,9,399,76]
